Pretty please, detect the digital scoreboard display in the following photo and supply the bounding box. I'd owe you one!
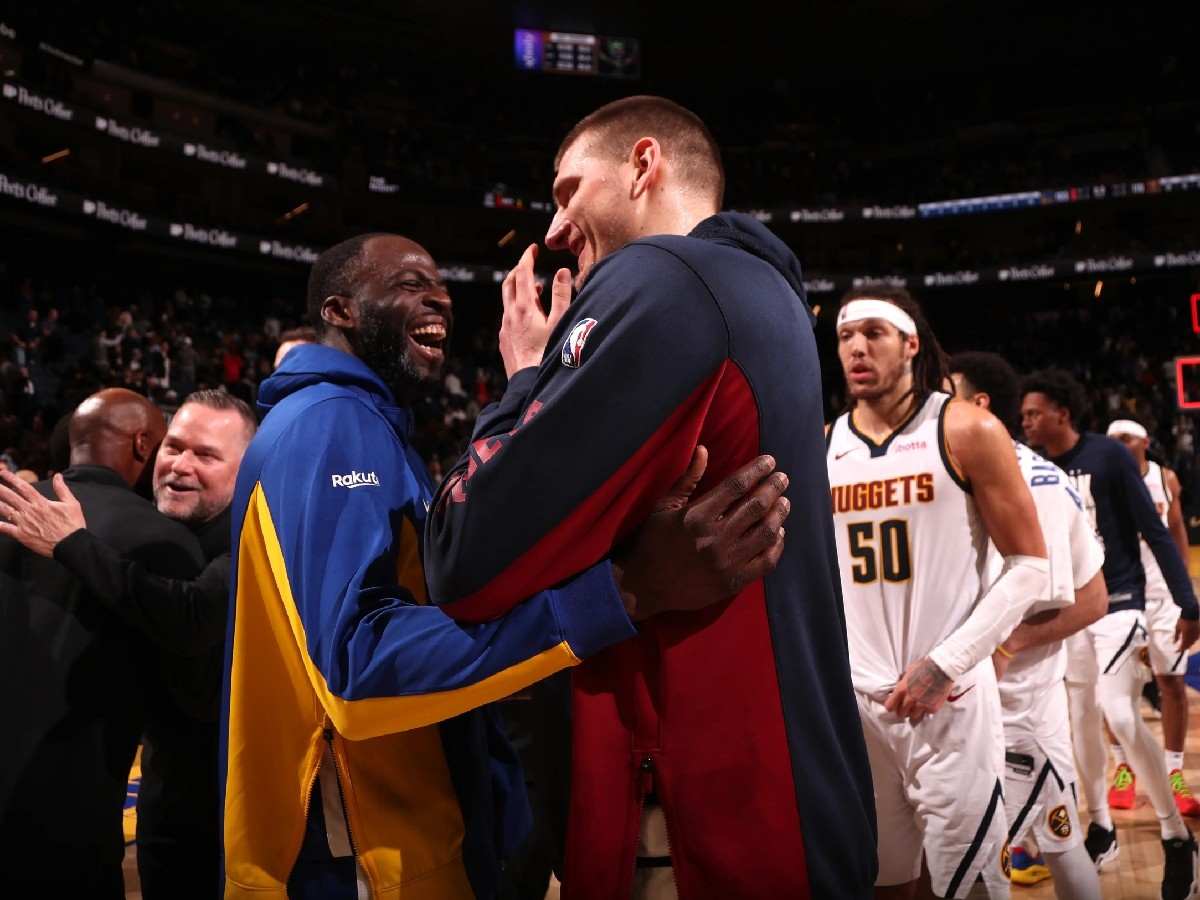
[514,29,640,79]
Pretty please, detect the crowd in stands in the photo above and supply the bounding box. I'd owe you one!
[3,258,1196,514]
[0,265,509,483]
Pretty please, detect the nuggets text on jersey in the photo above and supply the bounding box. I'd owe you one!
[830,473,936,513]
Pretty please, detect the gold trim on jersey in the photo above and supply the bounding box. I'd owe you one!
[937,399,972,494]
[847,398,925,458]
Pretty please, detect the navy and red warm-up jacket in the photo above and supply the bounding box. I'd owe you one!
[425,212,877,899]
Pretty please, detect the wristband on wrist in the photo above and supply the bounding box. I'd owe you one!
[995,644,1014,659]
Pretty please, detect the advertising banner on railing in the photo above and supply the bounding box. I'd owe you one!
[1,79,335,189]
[1,169,1197,293]
[4,76,1196,226]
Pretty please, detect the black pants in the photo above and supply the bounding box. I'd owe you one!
[137,720,222,899]
[137,829,222,900]
[498,670,573,900]
[0,863,124,899]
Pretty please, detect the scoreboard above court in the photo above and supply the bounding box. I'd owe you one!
[513,29,640,79]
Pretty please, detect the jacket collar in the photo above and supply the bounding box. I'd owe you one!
[61,465,129,488]
[193,505,232,560]
[376,402,412,436]
[258,344,412,436]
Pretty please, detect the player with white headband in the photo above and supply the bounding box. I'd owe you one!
[827,286,1050,899]
[1105,418,1200,818]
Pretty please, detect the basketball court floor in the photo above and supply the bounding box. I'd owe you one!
[121,555,1200,899]
[1020,688,1200,899]
[116,688,1200,900]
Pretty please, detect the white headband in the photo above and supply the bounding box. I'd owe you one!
[837,298,917,335]
[1107,419,1148,440]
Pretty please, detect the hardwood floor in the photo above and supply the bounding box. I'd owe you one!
[122,557,1200,899]
[1018,689,1200,900]
[122,697,1194,899]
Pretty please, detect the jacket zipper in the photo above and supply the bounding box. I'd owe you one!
[637,754,675,868]
[324,726,361,860]
[301,746,322,821]
[637,753,654,824]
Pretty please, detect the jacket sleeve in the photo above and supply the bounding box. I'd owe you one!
[53,529,228,655]
[471,367,539,441]
[251,395,635,740]
[1115,446,1199,619]
[425,244,731,621]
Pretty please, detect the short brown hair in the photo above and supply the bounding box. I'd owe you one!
[555,95,724,207]
[181,389,258,435]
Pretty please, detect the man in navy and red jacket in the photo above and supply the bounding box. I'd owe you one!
[425,97,876,898]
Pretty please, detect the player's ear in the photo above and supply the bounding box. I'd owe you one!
[629,137,661,199]
[321,293,355,331]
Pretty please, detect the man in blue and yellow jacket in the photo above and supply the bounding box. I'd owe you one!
[222,233,791,899]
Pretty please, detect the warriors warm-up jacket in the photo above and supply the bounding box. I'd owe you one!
[425,213,878,899]
[220,345,636,899]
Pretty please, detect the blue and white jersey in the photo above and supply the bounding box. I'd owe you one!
[990,443,1104,714]
[1140,460,1172,600]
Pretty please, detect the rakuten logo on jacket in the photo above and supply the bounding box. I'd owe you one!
[331,471,381,489]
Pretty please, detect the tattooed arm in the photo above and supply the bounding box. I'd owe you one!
[884,656,954,724]
[885,403,1049,724]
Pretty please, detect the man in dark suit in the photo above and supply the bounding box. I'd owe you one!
[0,388,205,897]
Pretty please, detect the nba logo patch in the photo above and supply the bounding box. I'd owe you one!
[562,318,598,368]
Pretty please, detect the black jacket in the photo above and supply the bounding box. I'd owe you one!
[54,504,230,847]
[136,506,230,865]
[0,465,205,874]
[54,506,231,717]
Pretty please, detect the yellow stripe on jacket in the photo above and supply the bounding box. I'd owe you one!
[224,485,583,898]
[224,485,472,898]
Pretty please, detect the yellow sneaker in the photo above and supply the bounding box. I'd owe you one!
[1010,846,1052,886]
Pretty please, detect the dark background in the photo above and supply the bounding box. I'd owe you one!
[0,1,1197,506]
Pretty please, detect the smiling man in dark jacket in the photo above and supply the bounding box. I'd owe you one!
[425,96,876,899]
[0,388,205,898]
[0,390,257,899]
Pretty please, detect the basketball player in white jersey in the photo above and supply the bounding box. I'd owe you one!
[827,288,1050,900]
[1023,372,1199,900]
[952,352,1106,900]
[1107,419,1200,816]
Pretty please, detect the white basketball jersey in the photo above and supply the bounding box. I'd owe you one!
[827,392,988,697]
[991,443,1104,715]
[1140,460,1172,598]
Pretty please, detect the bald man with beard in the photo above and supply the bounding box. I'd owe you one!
[0,388,206,897]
